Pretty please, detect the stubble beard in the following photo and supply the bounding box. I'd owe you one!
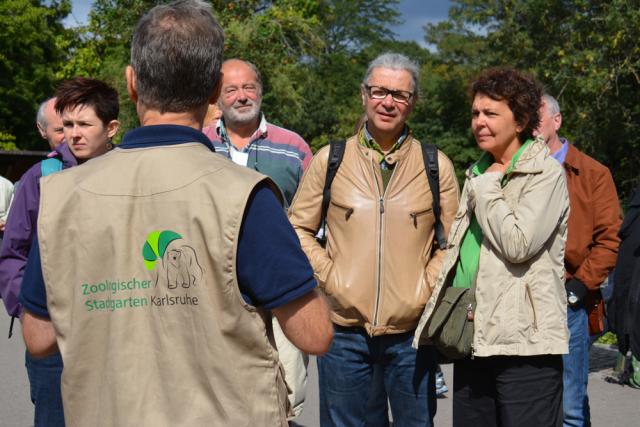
[221,99,262,127]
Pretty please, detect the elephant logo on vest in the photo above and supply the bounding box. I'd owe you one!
[142,230,203,289]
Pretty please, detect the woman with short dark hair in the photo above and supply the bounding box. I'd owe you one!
[415,68,570,426]
[0,77,119,427]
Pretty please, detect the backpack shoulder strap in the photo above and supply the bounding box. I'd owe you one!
[317,140,346,246]
[40,157,63,177]
[421,142,447,250]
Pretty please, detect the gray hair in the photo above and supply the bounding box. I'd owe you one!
[362,52,420,94]
[131,0,224,112]
[36,98,53,127]
[542,93,561,115]
[223,59,263,92]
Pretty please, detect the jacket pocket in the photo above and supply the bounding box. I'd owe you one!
[329,200,354,221]
[409,207,433,228]
[524,283,539,334]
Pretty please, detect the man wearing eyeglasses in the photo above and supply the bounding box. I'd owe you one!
[289,52,459,426]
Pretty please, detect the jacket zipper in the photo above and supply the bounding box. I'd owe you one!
[372,162,397,328]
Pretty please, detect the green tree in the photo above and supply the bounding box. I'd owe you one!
[62,0,410,151]
[425,0,640,198]
[0,0,71,150]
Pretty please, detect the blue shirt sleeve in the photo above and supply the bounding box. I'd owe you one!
[237,183,317,309]
[19,237,49,318]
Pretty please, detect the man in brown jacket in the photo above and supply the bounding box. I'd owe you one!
[289,53,459,426]
[534,94,621,427]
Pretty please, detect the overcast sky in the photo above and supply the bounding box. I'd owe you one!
[65,0,452,47]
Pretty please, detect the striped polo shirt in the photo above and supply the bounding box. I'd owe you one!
[203,114,312,206]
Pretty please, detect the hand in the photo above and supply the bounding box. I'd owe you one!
[565,278,588,307]
[486,162,508,174]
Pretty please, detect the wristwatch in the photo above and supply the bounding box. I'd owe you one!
[567,291,579,306]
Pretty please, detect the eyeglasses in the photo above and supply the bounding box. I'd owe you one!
[364,85,414,104]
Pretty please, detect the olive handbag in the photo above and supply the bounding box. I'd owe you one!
[426,281,476,360]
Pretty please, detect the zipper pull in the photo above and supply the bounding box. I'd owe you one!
[379,197,384,214]
[410,212,417,227]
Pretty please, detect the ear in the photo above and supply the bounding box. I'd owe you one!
[360,85,367,107]
[516,114,529,134]
[36,122,46,139]
[126,66,138,103]
[106,120,120,139]
[554,113,562,132]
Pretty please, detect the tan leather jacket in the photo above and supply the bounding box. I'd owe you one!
[414,139,570,356]
[289,135,459,336]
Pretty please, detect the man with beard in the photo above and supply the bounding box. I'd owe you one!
[203,58,313,419]
[203,58,312,206]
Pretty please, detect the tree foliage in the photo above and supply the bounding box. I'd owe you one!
[0,0,71,149]
[2,0,638,199]
[425,0,640,198]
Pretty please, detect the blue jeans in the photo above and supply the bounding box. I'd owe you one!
[562,305,590,427]
[25,351,65,427]
[365,366,390,427]
[318,326,436,427]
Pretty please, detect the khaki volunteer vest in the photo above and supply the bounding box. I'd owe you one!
[38,143,289,427]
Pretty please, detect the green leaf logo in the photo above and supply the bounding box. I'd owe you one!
[142,230,183,270]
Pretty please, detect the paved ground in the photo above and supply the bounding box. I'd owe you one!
[2,309,639,426]
[292,344,640,426]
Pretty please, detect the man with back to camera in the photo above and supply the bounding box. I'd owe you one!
[18,1,333,426]
[289,52,459,426]
[534,93,621,427]
[204,58,313,418]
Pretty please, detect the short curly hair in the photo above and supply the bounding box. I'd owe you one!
[470,68,543,142]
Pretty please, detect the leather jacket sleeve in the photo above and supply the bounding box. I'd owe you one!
[573,166,621,289]
[288,146,333,284]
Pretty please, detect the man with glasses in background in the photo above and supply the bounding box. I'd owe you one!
[289,52,459,426]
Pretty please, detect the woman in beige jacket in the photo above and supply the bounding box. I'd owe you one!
[414,68,570,427]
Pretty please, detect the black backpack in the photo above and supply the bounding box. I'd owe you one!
[316,140,447,250]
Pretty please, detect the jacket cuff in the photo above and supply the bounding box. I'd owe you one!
[565,278,588,306]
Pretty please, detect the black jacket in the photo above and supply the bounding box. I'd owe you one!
[609,183,640,359]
